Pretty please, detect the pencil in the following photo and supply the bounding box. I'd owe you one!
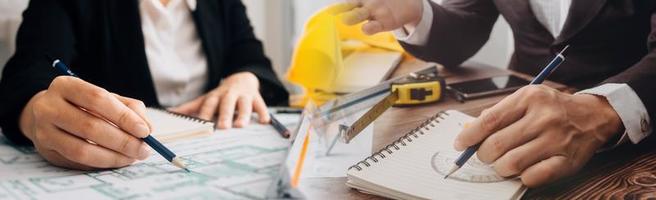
[49,56,190,172]
[270,113,291,138]
[444,45,570,179]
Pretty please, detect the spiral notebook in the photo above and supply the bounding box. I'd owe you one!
[346,110,526,200]
[145,108,214,143]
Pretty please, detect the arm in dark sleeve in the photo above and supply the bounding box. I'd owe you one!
[603,12,656,135]
[221,0,289,106]
[0,0,76,145]
[401,0,499,68]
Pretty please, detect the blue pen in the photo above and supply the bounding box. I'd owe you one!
[444,45,570,179]
[50,58,190,172]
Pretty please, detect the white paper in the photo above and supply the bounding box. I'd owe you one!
[0,114,300,200]
[304,125,372,178]
[285,111,373,178]
[346,110,526,200]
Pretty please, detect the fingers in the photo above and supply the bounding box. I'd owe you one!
[49,76,150,138]
[218,93,238,129]
[199,94,220,121]
[333,1,359,14]
[37,148,95,171]
[170,96,204,115]
[476,116,539,164]
[234,96,253,128]
[113,94,152,131]
[49,98,150,160]
[454,91,528,151]
[362,20,384,35]
[253,96,270,124]
[492,138,553,177]
[39,125,137,169]
[341,7,370,25]
[519,156,572,188]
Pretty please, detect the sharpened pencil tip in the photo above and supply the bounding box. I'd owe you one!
[171,157,189,172]
[444,165,460,180]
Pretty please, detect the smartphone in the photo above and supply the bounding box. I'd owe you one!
[447,75,530,101]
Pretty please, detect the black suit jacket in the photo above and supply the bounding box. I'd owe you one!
[0,0,289,145]
[402,0,656,138]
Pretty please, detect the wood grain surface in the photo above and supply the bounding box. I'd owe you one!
[524,138,656,199]
[300,59,656,199]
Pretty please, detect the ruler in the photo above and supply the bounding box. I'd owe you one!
[311,65,440,129]
[339,90,400,143]
[338,74,445,143]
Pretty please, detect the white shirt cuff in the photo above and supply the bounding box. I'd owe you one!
[576,83,652,145]
[393,0,433,45]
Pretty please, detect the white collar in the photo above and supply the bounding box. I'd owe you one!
[139,0,196,11]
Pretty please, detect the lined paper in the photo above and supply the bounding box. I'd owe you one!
[347,110,525,200]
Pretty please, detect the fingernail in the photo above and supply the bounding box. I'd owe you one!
[139,145,151,159]
[136,123,150,136]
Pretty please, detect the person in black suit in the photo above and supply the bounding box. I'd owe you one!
[0,0,289,170]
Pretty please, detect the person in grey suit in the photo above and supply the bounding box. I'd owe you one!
[342,0,656,187]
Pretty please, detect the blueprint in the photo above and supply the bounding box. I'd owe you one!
[0,114,300,200]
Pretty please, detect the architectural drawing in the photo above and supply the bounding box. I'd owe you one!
[0,120,295,200]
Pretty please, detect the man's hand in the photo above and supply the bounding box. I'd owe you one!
[19,76,153,170]
[170,72,269,129]
[454,85,623,187]
[340,0,424,35]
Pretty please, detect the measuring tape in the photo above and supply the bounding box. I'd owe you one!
[339,74,445,143]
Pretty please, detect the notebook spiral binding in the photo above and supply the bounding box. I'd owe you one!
[153,108,213,125]
[348,111,450,171]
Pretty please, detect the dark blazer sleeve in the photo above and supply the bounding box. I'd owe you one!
[0,0,76,145]
[400,0,499,68]
[603,12,656,134]
[221,0,289,106]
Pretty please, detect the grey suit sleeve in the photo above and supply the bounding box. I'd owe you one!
[400,0,499,68]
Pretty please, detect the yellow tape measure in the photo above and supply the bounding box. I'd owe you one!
[339,75,445,143]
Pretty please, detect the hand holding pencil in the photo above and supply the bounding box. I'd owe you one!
[448,46,624,187]
[19,75,154,170]
[18,58,187,171]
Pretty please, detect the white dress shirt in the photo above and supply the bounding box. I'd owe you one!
[140,0,208,107]
[395,0,652,144]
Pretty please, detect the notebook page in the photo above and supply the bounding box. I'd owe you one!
[348,110,524,200]
[146,108,213,141]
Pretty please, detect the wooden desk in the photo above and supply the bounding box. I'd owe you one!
[299,59,656,199]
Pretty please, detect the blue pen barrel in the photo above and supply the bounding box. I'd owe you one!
[142,135,175,162]
[530,54,565,85]
[456,144,481,166]
[52,59,77,77]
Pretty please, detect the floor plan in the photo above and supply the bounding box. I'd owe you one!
[0,118,296,200]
